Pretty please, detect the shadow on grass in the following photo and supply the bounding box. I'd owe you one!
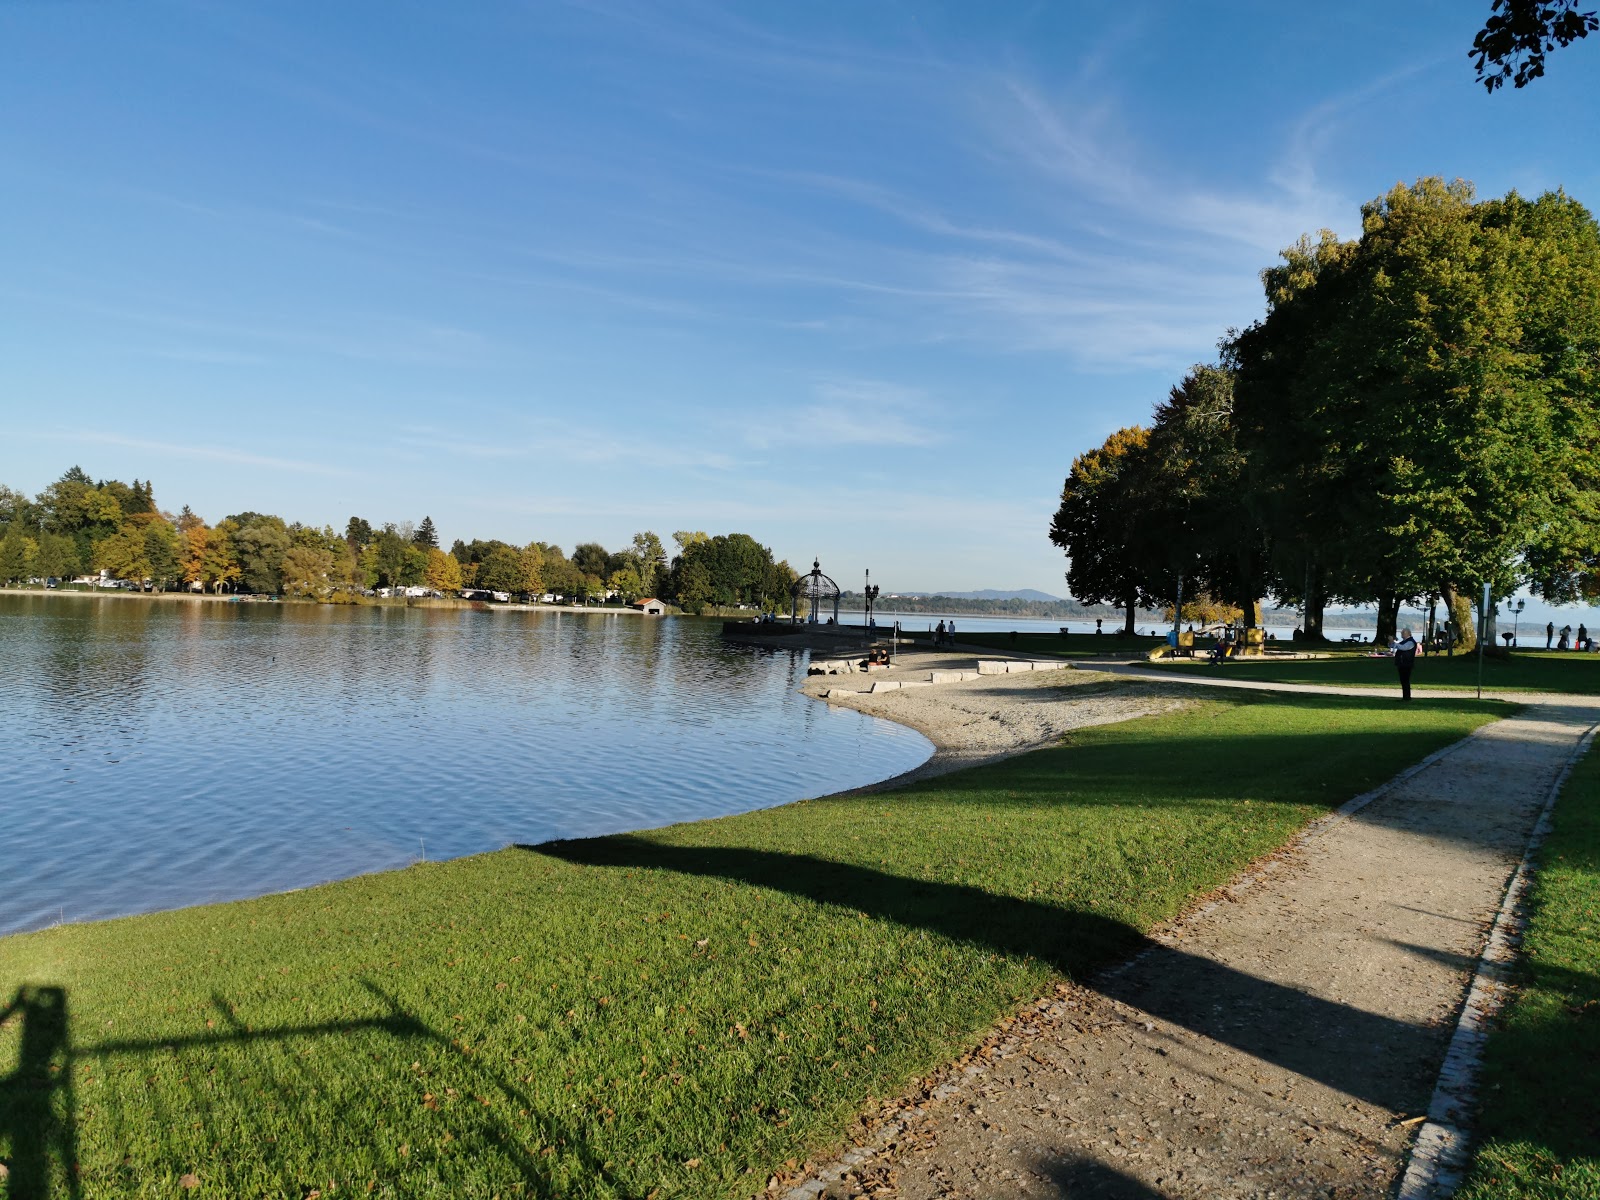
[0,980,612,1199]
[529,837,1433,1111]
[0,986,77,1200]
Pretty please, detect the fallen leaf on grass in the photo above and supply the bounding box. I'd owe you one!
[684,1158,702,1169]
[179,1174,200,1189]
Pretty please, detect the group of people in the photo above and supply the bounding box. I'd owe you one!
[1546,621,1593,651]
[932,619,958,646]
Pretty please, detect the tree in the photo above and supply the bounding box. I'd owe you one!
[1472,0,1596,91]
[143,520,180,591]
[1229,178,1600,648]
[1048,426,1158,635]
[345,517,372,551]
[425,547,463,594]
[572,542,610,580]
[414,516,439,548]
[674,556,713,614]
[607,565,643,602]
[631,531,667,596]
[280,545,336,596]
[516,544,544,597]
[231,516,292,594]
[475,544,524,593]
[202,520,242,593]
[94,525,152,584]
[34,532,80,581]
[0,524,37,585]
[371,526,410,589]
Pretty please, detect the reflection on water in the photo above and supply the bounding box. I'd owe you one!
[0,595,931,935]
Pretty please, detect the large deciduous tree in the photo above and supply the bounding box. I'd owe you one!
[1048,425,1156,635]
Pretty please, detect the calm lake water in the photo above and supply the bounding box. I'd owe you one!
[0,594,932,936]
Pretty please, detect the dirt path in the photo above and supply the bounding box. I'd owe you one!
[781,698,1600,1200]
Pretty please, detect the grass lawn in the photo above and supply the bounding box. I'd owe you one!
[1457,737,1600,1199]
[1144,647,1600,694]
[0,690,1502,1199]
[901,629,1167,659]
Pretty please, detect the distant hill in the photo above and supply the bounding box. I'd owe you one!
[897,588,1063,603]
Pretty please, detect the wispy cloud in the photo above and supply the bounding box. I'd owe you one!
[742,379,942,450]
[48,432,355,478]
[390,420,738,472]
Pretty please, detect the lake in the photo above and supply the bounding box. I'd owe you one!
[0,594,932,936]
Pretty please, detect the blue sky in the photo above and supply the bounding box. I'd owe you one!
[3,2,1598,595]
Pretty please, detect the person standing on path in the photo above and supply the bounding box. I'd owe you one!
[1547,620,1556,649]
[1391,626,1419,700]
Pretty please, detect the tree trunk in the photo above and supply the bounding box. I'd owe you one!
[1442,583,1476,653]
[1122,596,1137,636]
[1303,588,1327,641]
[1375,593,1399,645]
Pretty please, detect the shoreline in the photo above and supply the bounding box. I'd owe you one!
[801,646,1192,793]
[0,586,662,616]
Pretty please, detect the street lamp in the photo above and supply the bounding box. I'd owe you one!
[864,569,880,629]
[1511,598,1526,648]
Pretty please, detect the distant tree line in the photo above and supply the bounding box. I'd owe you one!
[0,471,797,613]
[1050,178,1600,651]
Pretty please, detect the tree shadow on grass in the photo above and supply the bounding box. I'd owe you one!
[528,837,1436,1111]
[0,980,613,1199]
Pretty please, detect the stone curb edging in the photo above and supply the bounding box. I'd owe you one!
[1394,716,1600,1200]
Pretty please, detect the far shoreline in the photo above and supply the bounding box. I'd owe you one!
[0,585,665,617]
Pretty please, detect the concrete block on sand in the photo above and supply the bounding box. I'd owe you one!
[897,680,931,689]
[1005,661,1034,673]
[927,669,967,684]
[870,680,902,693]
[977,660,1008,675]
[1031,661,1067,672]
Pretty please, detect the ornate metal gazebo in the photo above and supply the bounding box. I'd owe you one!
[790,559,841,625]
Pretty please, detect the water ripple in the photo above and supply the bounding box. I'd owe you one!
[0,597,930,934]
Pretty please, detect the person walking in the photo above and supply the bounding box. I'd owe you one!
[1581,623,1590,652]
[1391,626,1419,701]
[934,619,946,647]
[1547,620,1556,649]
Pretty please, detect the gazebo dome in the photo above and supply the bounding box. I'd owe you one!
[790,559,842,625]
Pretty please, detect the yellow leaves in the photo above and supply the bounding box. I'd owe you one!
[422,1092,438,1111]
[179,1174,200,1189]
[732,1022,749,1040]
[398,1145,409,1158]
[683,1157,702,1170]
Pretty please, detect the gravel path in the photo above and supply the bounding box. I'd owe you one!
[781,680,1600,1199]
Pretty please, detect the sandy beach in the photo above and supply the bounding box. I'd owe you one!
[801,647,1191,789]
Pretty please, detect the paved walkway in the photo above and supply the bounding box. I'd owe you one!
[786,691,1600,1200]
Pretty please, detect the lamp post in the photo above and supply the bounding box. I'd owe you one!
[1511,598,1526,648]
[864,569,880,631]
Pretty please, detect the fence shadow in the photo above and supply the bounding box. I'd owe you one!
[0,979,614,1199]
[0,986,77,1200]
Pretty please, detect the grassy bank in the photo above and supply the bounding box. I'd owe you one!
[1144,648,1600,694]
[0,690,1501,1198]
[1458,737,1600,1199]
[902,629,1167,659]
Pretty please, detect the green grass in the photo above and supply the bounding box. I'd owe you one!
[900,629,1166,659]
[1458,738,1600,1199]
[0,690,1502,1199]
[1145,647,1600,694]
